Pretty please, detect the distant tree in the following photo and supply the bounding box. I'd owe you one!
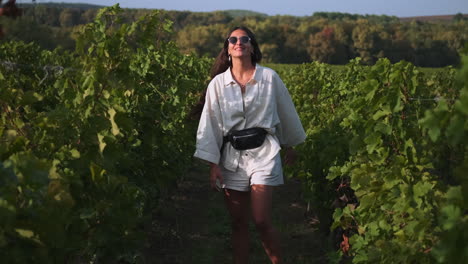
[175,24,227,57]
[80,8,97,24]
[297,17,327,39]
[313,12,360,20]
[31,6,61,26]
[437,24,468,53]
[0,16,57,49]
[2,4,467,66]
[181,11,231,27]
[253,21,285,62]
[330,23,354,63]
[307,26,348,64]
[165,11,191,29]
[59,8,80,27]
[453,13,467,22]
[382,24,414,63]
[282,27,309,63]
[351,19,385,64]
[250,17,309,63]
[260,42,280,63]
[412,39,459,67]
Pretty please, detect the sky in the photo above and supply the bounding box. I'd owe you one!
[22,0,468,17]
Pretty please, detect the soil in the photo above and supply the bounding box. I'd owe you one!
[143,163,331,264]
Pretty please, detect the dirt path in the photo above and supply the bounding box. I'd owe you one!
[144,163,330,263]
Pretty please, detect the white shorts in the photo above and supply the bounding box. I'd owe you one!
[219,151,283,192]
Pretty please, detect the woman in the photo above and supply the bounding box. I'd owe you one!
[194,26,306,264]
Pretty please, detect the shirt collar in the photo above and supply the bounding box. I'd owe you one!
[223,64,260,87]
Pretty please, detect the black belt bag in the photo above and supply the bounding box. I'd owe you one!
[223,127,268,151]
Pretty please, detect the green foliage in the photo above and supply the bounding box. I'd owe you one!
[1,3,466,262]
[327,59,444,263]
[282,57,464,263]
[6,4,468,66]
[0,5,210,263]
[281,61,352,235]
[420,49,468,263]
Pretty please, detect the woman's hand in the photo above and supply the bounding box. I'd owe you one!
[209,163,223,192]
[284,147,298,166]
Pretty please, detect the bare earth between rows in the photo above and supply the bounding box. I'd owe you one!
[144,163,330,264]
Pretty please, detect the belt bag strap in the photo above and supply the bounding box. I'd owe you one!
[222,127,267,151]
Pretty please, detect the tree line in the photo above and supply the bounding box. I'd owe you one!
[1,3,467,67]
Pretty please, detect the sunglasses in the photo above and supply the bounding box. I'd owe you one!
[227,36,251,44]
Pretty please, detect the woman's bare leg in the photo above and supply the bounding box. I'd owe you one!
[224,189,251,264]
[250,184,281,264]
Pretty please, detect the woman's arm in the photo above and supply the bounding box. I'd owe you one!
[194,82,224,165]
[283,146,298,166]
[209,163,224,192]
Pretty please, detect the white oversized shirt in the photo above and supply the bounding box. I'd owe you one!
[194,65,306,172]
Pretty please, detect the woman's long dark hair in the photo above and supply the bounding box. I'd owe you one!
[190,26,262,120]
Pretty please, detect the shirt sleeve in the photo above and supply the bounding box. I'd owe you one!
[274,74,307,147]
[193,81,224,164]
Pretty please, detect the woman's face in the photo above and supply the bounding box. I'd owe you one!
[227,29,253,60]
